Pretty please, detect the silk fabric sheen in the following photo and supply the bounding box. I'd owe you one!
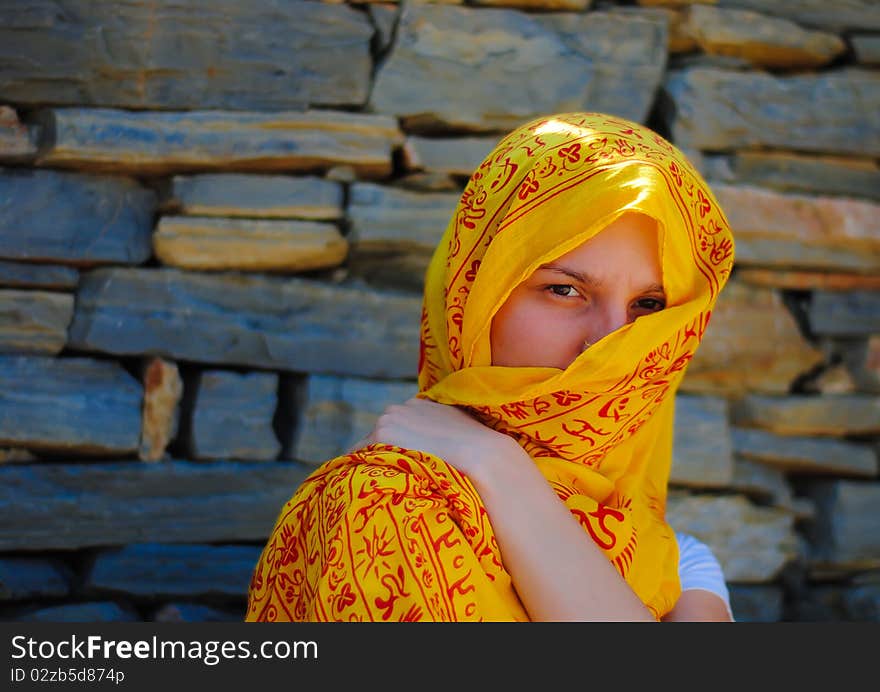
[246,113,734,621]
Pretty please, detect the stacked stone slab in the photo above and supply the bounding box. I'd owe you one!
[0,0,877,623]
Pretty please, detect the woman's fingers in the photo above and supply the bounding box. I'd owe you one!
[349,398,489,461]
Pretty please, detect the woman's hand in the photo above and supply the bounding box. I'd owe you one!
[354,396,526,490]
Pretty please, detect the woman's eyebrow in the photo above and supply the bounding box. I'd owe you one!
[537,263,602,286]
[537,264,666,294]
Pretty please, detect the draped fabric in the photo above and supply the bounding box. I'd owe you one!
[245,112,734,622]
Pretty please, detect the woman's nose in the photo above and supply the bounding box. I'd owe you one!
[585,304,630,347]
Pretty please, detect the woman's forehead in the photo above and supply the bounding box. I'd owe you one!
[535,212,662,271]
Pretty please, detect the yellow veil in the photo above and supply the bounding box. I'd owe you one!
[246,113,734,621]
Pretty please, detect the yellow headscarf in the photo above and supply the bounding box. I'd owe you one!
[246,113,734,621]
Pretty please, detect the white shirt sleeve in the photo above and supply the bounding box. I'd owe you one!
[675,531,735,620]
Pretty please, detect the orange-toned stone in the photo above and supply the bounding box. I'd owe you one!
[138,358,183,462]
[153,217,348,273]
[663,8,698,53]
[716,184,880,274]
[684,5,845,69]
[0,106,35,160]
[737,268,880,291]
[683,280,824,395]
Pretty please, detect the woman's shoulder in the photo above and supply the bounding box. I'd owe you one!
[299,447,467,507]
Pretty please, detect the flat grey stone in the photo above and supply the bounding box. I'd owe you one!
[291,374,419,465]
[667,492,800,583]
[68,268,421,379]
[0,167,155,265]
[715,0,880,32]
[852,34,880,66]
[706,152,880,202]
[728,585,784,622]
[732,394,880,437]
[670,395,734,488]
[0,557,72,601]
[0,356,142,455]
[372,5,667,131]
[787,585,848,621]
[9,601,140,623]
[404,136,499,176]
[191,371,280,461]
[664,67,880,156]
[349,253,436,293]
[0,460,311,550]
[0,261,79,290]
[84,543,263,599]
[347,183,459,252]
[730,458,797,513]
[843,583,880,621]
[809,291,880,336]
[731,427,877,477]
[732,235,880,275]
[786,582,880,621]
[803,480,880,568]
[0,0,372,109]
[346,183,460,290]
[162,174,344,220]
[152,602,244,622]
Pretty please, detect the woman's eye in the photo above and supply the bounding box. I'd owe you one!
[548,284,580,298]
[634,297,666,312]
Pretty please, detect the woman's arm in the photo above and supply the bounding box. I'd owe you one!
[363,397,656,621]
[471,433,657,621]
[363,398,734,622]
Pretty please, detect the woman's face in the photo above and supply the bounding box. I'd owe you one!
[490,212,665,370]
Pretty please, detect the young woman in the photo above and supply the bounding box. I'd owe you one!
[245,112,736,622]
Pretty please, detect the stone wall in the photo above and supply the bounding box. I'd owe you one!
[0,0,878,623]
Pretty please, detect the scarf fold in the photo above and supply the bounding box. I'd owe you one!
[246,113,734,621]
